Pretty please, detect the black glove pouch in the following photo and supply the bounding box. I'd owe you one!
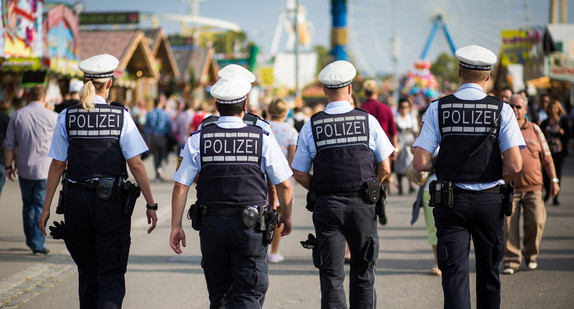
[96,178,115,201]
[363,180,380,203]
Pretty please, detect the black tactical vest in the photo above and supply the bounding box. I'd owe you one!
[196,122,267,207]
[66,103,127,180]
[435,95,504,182]
[310,108,375,193]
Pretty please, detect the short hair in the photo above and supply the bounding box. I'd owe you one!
[398,97,412,108]
[363,80,378,97]
[459,67,490,83]
[29,84,45,101]
[216,100,245,116]
[268,98,288,118]
[509,94,527,107]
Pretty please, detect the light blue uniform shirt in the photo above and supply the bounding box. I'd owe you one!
[412,83,526,190]
[49,96,149,164]
[291,100,395,173]
[173,116,293,187]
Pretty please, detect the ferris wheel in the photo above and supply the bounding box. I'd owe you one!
[347,0,531,77]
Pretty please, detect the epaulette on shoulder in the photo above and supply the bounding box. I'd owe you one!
[110,101,128,111]
[243,112,267,126]
[201,115,220,127]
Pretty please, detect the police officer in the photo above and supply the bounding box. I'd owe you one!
[39,54,159,309]
[170,73,294,308]
[292,60,394,308]
[412,45,525,309]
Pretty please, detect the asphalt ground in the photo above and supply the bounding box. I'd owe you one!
[1,153,573,308]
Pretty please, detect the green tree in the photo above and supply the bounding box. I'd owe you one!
[431,52,459,85]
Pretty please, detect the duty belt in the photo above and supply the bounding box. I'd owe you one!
[202,205,244,218]
[68,179,101,191]
[453,186,503,195]
[316,190,363,198]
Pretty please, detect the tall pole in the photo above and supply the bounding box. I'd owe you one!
[295,0,301,105]
[330,0,349,61]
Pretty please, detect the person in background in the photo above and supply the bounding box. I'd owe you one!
[130,98,148,134]
[394,97,419,195]
[535,94,550,125]
[0,108,10,199]
[498,88,512,102]
[144,98,173,182]
[502,94,559,275]
[4,84,58,255]
[267,98,299,263]
[540,99,571,205]
[173,100,194,150]
[54,80,83,114]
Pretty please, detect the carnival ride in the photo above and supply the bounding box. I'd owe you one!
[346,0,531,77]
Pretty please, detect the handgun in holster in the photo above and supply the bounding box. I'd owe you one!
[187,203,206,231]
[122,181,141,217]
[376,183,387,224]
[501,178,515,216]
[56,170,69,215]
[262,206,279,245]
[306,188,317,212]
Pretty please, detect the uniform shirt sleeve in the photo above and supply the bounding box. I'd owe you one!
[48,112,69,162]
[291,121,314,172]
[262,133,293,185]
[498,104,526,152]
[412,102,441,154]
[120,110,149,159]
[173,132,201,186]
[369,114,394,162]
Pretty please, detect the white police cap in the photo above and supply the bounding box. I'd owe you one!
[318,60,356,89]
[218,64,256,83]
[455,45,497,71]
[69,80,84,93]
[79,54,119,79]
[210,77,251,104]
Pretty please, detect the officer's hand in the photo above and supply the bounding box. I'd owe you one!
[146,209,158,234]
[169,226,186,254]
[279,216,292,237]
[38,210,50,236]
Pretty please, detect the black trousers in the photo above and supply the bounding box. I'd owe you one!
[199,216,268,309]
[64,187,131,309]
[434,191,504,309]
[312,195,378,309]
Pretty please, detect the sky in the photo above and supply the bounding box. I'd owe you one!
[55,0,574,76]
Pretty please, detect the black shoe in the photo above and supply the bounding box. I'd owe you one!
[553,198,560,206]
[33,248,50,255]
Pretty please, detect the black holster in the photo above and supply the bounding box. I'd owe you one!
[501,178,515,216]
[55,170,69,215]
[306,188,317,212]
[187,204,205,231]
[376,183,387,220]
[122,181,141,217]
[262,207,279,246]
